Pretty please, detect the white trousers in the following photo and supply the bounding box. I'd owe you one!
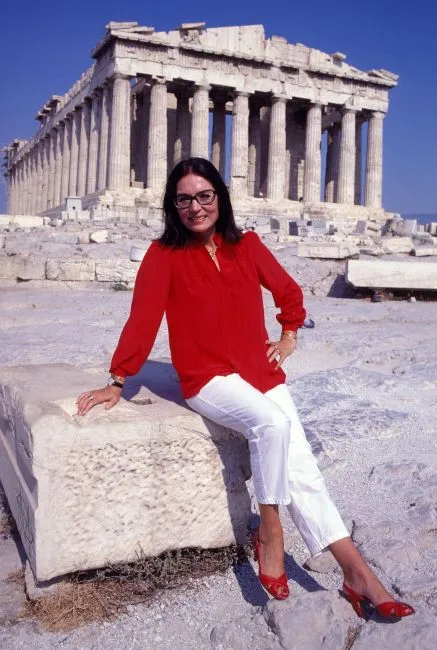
[186,374,349,556]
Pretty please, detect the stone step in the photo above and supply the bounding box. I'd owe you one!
[346,259,437,290]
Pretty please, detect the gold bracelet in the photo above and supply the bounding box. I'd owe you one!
[111,374,126,384]
[281,330,297,340]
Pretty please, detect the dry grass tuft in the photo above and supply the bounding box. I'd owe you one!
[24,543,250,632]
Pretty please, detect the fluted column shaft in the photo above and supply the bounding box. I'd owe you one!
[97,86,110,191]
[86,93,100,195]
[354,119,363,205]
[191,85,210,158]
[173,91,191,165]
[248,101,261,197]
[69,110,80,195]
[230,91,249,195]
[147,78,168,191]
[41,137,51,211]
[337,109,356,204]
[365,111,384,208]
[30,148,38,214]
[267,96,287,200]
[53,126,63,207]
[47,131,57,209]
[77,102,91,196]
[60,118,71,202]
[22,156,30,214]
[35,141,45,214]
[8,168,16,215]
[107,75,131,189]
[303,103,322,202]
[324,124,341,202]
[211,96,226,176]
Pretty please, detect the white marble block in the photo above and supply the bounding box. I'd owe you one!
[0,364,251,581]
[346,259,437,290]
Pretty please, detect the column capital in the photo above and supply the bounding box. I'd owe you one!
[194,83,210,92]
[109,72,131,83]
[234,90,250,98]
[151,76,167,86]
[369,110,386,120]
[341,106,359,115]
[271,94,287,104]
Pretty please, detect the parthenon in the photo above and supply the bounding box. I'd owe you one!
[3,22,398,225]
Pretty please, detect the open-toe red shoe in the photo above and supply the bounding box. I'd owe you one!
[342,583,415,620]
[252,529,289,601]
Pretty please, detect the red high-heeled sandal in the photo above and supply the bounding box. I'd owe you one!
[252,530,289,600]
[342,583,415,620]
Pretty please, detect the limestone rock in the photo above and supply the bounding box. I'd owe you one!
[346,260,437,290]
[95,259,139,282]
[90,229,109,243]
[211,612,282,650]
[0,254,46,280]
[11,216,45,228]
[303,550,338,573]
[297,242,359,259]
[46,259,96,281]
[0,537,23,581]
[0,363,251,581]
[129,245,147,262]
[411,247,437,257]
[354,606,435,649]
[381,237,414,254]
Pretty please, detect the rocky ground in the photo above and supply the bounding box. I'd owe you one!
[0,279,436,648]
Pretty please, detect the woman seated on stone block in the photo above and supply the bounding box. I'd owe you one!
[76,157,414,619]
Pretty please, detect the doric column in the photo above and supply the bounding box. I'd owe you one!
[147,78,168,191]
[41,136,51,211]
[68,109,80,196]
[47,131,57,209]
[303,102,322,202]
[35,140,45,214]
[173,90,191,165]
[8,167,16,215]
[137,87,150,185]
[77,101,91,197]
[86,93,100,195]
[211,94,226,176]
[248,99,261,197]
[107,74,131,190]
[337,109,356,204]
[365,111,384,208]
[267,96,287,200]
[230,91,249,195]
[191,84,210,158]
[324,124,340,202]
[21,155,29,214]
[97,85,110,191]
[354,117,363,205]
[30,147,38,214]
[53,125,63,208]
[60,118,71,203]
[18,161,25,214]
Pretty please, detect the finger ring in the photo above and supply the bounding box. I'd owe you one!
[87,395,94,401]
[276,354,281,361]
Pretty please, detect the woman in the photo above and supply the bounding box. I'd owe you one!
[77,158,414,618]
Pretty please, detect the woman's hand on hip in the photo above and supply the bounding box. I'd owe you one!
[266,336,297,368]
[76,386,122,417]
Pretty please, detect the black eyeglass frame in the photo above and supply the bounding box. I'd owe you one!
[174,189,217,209]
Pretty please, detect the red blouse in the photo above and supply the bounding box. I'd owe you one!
[110,231,306,399]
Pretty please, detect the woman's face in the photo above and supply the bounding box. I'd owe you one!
[175,173,219,241]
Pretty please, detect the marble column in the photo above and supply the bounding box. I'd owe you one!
[41,136,51,211]
[248,100,261,197]
[173,90,191,165]
[53,125,63,208]
[87,92,100,195]
[68,109,80,196]
[337,109,356,204]
[191,84,210,158]
[22,155,30,214]
[230,91,249,195]
[137,87,150,185]
[8,167,16,215]
[303,103,322,202]
[60,118,71,203]
[107,74,131,190]
[267,96,287,200]
[365,111,384,208]
[77,101,91,197]
[36,140,45,214]
[47,131,57,209]
[354,118,363,205]
[324,124,341,203]
[211,94,226,176]
[147,78,168,191]
[97,85,110,191]
[30,147,38,214]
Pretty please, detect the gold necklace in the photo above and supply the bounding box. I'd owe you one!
[205,243,217,258]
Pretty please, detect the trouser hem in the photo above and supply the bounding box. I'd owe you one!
[309,532,351,558]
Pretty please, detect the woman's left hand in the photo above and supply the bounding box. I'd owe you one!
[266,336,297,368]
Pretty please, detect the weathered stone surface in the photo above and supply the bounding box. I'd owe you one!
[303,550,338,573]
[0,255,46,280]
[297,242,359,259]
[411,246,437,257]
[129,245,147,262]
[211,612,282,650]
[0,537,23,581]
[381,237,414,254]
[90,229,109,243]
[46,259,96,281]
[354,606,435,649]
[12,216,45,228]
[346,259,437,290]
[0,363,251,581]
[95,259,139,282]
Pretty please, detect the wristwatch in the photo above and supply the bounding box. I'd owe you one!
[107,376,125,390]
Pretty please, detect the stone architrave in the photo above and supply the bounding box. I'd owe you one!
[337,109,356,205]
[60,118,71,204]
[267,96,286,201]
[354,118,363,205]
[191,84,210,158]
[107,74,131,190]
[68,109,80,196]
[365,111,385,208]
[248,100,261,197]
[86,93,100,195]
[97,85,110,191]
[53,125,63,208]
[173,90,191,165]
[211,94,226,176]
[147,78,168,191]
[324,124,340,203]
[230,91,249,196]
[303,103,322,202]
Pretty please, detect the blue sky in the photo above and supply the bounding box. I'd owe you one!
[1,0,436,214]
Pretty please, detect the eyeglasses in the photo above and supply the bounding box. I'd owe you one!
[174,189,217,209]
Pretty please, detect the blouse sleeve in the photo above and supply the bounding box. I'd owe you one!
[245,231,306,331]
[109,241,171,378]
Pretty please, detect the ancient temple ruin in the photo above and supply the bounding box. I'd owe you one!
[3,22,398,226]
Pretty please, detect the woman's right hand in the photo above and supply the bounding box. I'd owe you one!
[76,386,122,417]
